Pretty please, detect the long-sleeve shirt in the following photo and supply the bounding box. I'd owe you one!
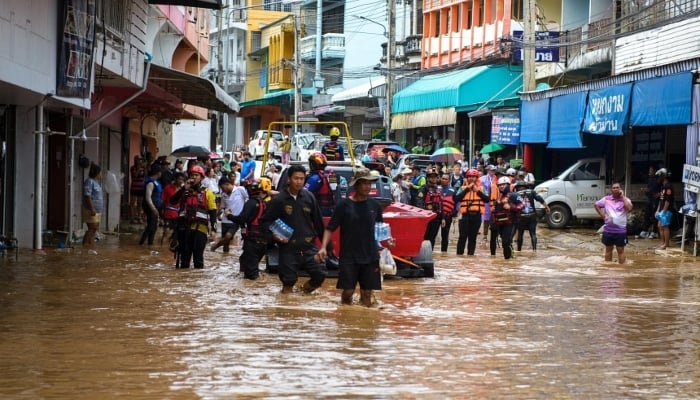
[260,188,325,250]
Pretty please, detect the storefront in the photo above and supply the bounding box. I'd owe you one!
[519,60,700,187]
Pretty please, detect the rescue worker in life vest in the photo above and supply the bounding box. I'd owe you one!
[455,168,490,256]
[419,168,444,250]
[321,126,345,161]
[228,179,270,280]
[490,176,524,259]
[304,152,336,217]
[169,165,218,269]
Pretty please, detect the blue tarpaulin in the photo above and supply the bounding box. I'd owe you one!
[583,83,632,135]
[520,98,549,143]
[548,92,587,149]
[631,72,692,126]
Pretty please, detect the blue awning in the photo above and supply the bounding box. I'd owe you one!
[548,92,587,149]
[583,83,632,136]
[630,72,693,126]
[392,64,523,114]
[520,98,549,143]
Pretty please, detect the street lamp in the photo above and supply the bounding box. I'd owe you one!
[351,15,388,37]
[351,15,394,141]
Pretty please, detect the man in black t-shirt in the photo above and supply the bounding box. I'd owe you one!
[318,168,395,307]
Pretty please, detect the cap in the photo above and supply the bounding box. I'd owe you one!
[485,165,497,171]
[349,168,380,186]
[425,168,439,177]
[402,167,413,175]
[655,168,668,176]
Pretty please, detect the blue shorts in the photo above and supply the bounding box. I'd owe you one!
[656,210,672,227]
[602,232,628,247]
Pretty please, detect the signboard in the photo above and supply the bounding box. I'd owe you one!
[512,30,560,63]
[583,83,632,136]
[491,111,520,145]
[56,0,96,98]
[682,164,700,189]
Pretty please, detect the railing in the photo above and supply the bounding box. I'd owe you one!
[299,33,346,60]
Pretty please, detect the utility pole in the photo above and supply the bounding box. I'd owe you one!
[313,0,324,90]
[386,0,395,141]
[216,9,224,152]
[522,0,536,170]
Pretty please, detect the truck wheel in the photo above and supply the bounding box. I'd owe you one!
[546,204,570,229]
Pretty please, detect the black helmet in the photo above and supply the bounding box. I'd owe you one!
[245,179,262,195]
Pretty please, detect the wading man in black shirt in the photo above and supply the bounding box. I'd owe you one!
[261,164,327,294]
[318,168,395,307]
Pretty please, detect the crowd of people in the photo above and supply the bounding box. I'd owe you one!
[80,138,681,307]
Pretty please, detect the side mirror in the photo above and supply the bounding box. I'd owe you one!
[568,173,576,181]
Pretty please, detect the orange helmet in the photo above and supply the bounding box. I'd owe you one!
[188,165,206,177]
[308,152,328,171]
[466,169,480,177]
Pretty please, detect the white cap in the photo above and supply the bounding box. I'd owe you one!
[655,168,668,176]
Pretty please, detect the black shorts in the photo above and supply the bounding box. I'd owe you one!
[336,261,381,291]
[221,223,239,237]
[602,232,628,247]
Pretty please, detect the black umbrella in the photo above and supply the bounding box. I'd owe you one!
[381,144,409,154]
[170,145,211,158]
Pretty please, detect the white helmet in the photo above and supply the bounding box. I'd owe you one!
[497,176,511,185]
[506,168,517,176]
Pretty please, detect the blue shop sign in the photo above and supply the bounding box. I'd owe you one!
[491,111,520,145]
[583,83,632,136]
[512,31,560,63]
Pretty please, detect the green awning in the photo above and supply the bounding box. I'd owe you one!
[240,87,316,109]
[392,64,523,114]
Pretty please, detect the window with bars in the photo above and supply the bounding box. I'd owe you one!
[96,0,131,35]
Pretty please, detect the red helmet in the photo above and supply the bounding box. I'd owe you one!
[466,169,479,177]
[308,152,328,171]
[188,165,206,177]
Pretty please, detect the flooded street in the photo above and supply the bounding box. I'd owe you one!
[1,228,700,398]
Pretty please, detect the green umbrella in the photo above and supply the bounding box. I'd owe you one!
[480,143,506,154]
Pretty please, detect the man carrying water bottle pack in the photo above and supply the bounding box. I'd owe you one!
[318,168,395,307]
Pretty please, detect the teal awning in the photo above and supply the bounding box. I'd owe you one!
[240,87,316,108]
[392,64,523,114]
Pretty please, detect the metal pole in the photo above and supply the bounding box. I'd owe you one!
[386,0,395,141]
[313,0,323,90]
[34,105,44,250]
[294,13,299,126]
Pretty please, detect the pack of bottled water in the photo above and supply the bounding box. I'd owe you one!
[374,222,392,242]
[270,218,294,241]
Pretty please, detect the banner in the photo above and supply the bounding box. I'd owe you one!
[56,0,96,98]
[491,111,520,145]
[583,83,632,136]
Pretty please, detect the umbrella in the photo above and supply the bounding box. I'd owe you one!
[170,145,210,158]
[431,147,464,164]
[480,143,506,154]
[381,144,410,154]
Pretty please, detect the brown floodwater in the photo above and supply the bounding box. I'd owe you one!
[0,229,699,399]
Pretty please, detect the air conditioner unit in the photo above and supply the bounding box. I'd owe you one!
[249,55,261,61]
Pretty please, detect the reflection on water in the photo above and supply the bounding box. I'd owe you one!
[0,236,699,398]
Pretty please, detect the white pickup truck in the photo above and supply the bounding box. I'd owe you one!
[534,158,647,228]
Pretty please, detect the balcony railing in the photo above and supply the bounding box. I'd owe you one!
[299,33,346,61]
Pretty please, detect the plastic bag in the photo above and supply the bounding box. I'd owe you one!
[379,248,397,276]
[104,169,123,195]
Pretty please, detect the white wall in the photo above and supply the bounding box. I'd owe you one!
[172,120,212,150]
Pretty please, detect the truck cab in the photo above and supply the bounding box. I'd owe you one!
[535,158,607,228]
